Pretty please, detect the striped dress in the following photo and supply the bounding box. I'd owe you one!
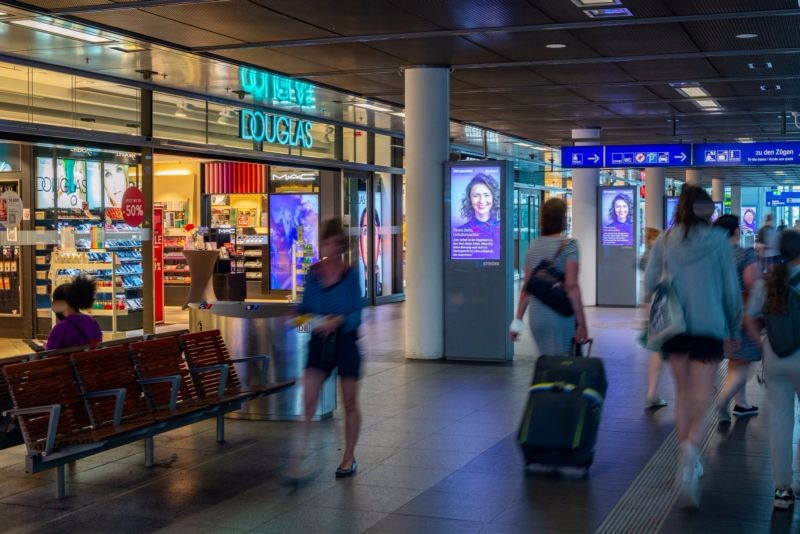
[525,236,579,357]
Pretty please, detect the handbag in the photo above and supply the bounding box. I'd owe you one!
[525,240,575,317]
[646,234,686,351]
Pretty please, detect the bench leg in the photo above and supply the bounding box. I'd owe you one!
[144,437,154,468]
[216,414,225,443]
[55,465,65,500]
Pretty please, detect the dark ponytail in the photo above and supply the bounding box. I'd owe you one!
[764,230,800,315]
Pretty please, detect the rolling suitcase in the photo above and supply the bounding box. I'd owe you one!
[518,340,607,471]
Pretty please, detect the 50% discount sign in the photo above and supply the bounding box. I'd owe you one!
[121,187,145,227]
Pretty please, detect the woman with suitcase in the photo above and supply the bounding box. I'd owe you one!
[510,198,589,355]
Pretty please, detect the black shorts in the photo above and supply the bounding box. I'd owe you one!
[663,334,724,363]
[306,330,361,379]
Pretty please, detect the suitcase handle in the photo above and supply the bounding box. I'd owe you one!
[571,338,593,358]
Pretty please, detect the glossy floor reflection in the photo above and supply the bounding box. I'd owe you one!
[0,304,797,532]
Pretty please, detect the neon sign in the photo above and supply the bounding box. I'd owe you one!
[239,67,315,109]
[239,109,314,149]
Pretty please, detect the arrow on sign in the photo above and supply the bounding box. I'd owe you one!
[675,152,687,163]
[589,154,600,164]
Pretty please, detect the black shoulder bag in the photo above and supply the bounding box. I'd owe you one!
[525,240,575,317]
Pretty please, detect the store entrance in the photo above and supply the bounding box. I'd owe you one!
[342,171,403,305]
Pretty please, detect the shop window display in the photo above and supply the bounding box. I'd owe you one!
[34,146,143,331]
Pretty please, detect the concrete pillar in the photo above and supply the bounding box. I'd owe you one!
[685,168,701,187]
[403,66,449,359]
[731,185,742,216]
[712,178,725,203]
[571,168,597,306]
[644,167,665,231]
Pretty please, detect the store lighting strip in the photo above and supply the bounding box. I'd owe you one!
[9,19,113,43]
[352,102,394,113]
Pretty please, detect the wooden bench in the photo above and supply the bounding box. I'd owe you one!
[2,331,294,498]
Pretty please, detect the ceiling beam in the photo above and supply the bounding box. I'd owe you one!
[291,48,800,78]
[452,94,800,112]
[366,75,800,98]
[189,8,800,52]
[48,0,231,15]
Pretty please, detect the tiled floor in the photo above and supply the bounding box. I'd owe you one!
[0,304,798,532]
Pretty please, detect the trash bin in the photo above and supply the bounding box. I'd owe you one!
[188,301,336,421]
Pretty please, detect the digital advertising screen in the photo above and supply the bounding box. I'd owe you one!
[56,159,87,209]
[36,157,55,209]
[355,189,384,298]
[103,163,129,208]
[0,143,21,172]
[449,165,502,260]
[665,197,679,229]
[711,201,723,223]
[741,206,758,236]
[601,188,635,246]
[269,194,319,291]
[86,161,102,209]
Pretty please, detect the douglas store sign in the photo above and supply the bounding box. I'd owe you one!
[239,109,314,149]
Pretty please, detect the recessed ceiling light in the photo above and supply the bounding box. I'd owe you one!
[546,43,567,49]
[736,33,758,39]
[571,0,621,6]
[10,19,113,43]
[390,111,405,118]
[584,7,633,18]
[110,44,148,53]
[514,142,534,147]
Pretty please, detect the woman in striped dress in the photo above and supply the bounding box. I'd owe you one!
[510,198,589,356]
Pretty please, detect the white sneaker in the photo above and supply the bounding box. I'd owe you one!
[677,443,701,509]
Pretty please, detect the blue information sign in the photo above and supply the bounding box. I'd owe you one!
[693,142,800,166]
[605,144,689,167]
[562,146,603,168]
[766,191,800,207]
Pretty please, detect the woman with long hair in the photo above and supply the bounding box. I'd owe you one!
[644,185,741,509]
[713,214,761,421]
[511,198,589,356]
[744,229,800,510]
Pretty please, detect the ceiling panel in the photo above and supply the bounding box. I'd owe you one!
[465,31,600,62]
[533,63,635,84]
[573,24,699,56]
[394,0,551,29]
[505,91,589,106]
[571,85,662,103]
[143,1,336,43]
[664,0,797,16]
[367,36,506,65]
[452,68,553,88]
[249,0,439,35]
[619,59,721,80]
[215,49,333,76]
[682,16,800,52]
[81,10,243,48]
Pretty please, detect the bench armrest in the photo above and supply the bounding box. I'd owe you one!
[4,404,62,455]
[138,375,181,411]
[230,355,270,387]
[82,388,127,427]
[188,364,229,398]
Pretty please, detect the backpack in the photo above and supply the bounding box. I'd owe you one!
[765,273,800,358]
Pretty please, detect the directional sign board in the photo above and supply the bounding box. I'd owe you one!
[694,142,800,166]
[561,146,604,168]
[766,191,800,207]
[604,144,689,168]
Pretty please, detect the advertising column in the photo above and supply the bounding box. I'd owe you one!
[444,161,513,361]
[597,186,640,306]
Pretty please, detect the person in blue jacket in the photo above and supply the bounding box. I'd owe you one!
[297,218,363,479]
